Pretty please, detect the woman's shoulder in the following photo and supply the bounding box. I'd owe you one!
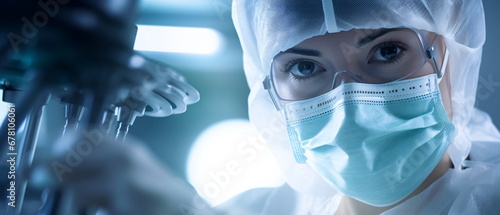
[449,141,500,214]
[469,140,500,164]
[385,140,500,215]
[448,164,500,214]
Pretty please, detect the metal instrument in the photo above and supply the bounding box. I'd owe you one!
[0,1,200,214]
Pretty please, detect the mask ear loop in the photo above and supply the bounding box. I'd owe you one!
[437,48,449,83]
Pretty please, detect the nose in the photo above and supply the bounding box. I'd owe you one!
[331,70,364,90]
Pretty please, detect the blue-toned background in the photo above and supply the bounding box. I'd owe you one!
[477,1,500,126]
[36,0,499,193]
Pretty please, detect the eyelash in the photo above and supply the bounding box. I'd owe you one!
[368,40,408,65]
[278,40,408,79]
[283,59,316,72]
[281,59,324,81]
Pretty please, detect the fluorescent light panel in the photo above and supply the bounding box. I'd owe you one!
[134,25,222,54]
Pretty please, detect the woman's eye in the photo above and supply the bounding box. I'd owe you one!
[372,45,402,61]
[288,61,323,77]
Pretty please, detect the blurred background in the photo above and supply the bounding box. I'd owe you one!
[132,0,500,206]
[10,0,500,207]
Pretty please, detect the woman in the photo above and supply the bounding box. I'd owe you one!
[223,0,500,214]
[58,0,500,214]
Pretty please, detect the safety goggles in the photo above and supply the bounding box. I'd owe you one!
[263,28,449,111]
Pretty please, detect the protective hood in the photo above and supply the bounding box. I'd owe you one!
[232,0,496,198]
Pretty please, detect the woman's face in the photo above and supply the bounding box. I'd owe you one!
[271,28,452,118]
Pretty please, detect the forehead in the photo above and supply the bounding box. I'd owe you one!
[291,28,436,50]
[292,29,380,49]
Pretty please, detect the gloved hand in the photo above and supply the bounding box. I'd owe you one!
[40,134,218,215]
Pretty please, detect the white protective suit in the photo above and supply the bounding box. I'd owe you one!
[223,0,500,214]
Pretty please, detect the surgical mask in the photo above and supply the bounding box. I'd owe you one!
[283,73,455,206]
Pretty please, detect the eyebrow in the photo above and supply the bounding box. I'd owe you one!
[278,48,322,57]
[357,29,397,47]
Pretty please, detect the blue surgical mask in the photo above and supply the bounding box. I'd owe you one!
[283,74,455,206]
